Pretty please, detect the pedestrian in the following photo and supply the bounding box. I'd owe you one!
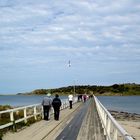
[83,94,87,102]
[52,94,62,121]
[68,94,73,109]
[42,93,52,120]
[78,94,82,101]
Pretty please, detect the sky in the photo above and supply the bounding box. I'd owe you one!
[0,0,140,94]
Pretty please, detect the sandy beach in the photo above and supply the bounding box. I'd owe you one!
[110,110,140,140]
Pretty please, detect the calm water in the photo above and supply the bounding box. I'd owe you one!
[0,95,140,114]
[0,95,68,107]
[97,96,140,114]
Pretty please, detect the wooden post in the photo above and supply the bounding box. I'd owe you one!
[10,111,16,132]
[107,119,111,137]
[34,106,37,120]
[10,111,14,122]
[41,106,44,119]
[113,128,117,140]
[24,108,27,123]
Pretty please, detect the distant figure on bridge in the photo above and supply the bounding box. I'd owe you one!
[52,94,62,121]
[89,94,93,98]
[68,94,73,109]
[83,94,87,102]
[42,93,52,121]
[78,94,82,101]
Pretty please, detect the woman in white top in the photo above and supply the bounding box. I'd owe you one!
[68,94,73,109]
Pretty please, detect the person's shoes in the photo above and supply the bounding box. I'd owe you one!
[45,119,49,121]
[55,118,59,121]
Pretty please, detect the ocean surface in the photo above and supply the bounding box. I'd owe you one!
[0,95,140,114]
[97,96,140,114]
[0,95,68,107]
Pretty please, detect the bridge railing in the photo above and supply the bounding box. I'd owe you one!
[0,103,42,130]
[94,96,134,140]
[0,97,78,130]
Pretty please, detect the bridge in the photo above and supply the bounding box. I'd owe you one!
[0,96,134,140]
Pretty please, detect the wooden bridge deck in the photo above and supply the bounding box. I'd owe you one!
[77,99,105,140]
[3,99,105,140]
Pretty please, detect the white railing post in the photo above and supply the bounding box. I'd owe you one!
[107,118,111,139]
[10,111,16,131]
[62,102,64,109]
[104,112,107,135]
[34,106,37,120]
[64,102,66,108]
[24,108,27,123]
[10,111,14,122]
[113,128,117,140]
[41,106,44,119]
[65,101,67,108]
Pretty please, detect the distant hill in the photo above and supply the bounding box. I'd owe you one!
[17,83,140,96]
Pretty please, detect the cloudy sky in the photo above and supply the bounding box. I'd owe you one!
[0,0,140,94]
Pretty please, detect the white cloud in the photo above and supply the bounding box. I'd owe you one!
[0,0,140,93]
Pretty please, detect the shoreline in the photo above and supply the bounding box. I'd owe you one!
[109,110,140,140]
[109,110,140,121]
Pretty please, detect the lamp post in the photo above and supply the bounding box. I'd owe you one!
[73,80,76,96]
[68,60,76,96]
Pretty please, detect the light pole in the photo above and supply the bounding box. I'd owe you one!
[73,80,76,96]
[68,60,76,96]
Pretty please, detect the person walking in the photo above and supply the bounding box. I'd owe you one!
[68,94,73,109]
[83,94,87,102]
[42,93,52,120]
[52,94,62,121]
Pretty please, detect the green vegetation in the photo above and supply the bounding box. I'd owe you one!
[21,83,140,96]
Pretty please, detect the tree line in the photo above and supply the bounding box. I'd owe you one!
[20,83,140,96]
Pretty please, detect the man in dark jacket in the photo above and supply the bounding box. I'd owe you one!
[52,94,62,120]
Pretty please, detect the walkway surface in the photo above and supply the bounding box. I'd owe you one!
[77,99,105,140]
[3,99,105,140]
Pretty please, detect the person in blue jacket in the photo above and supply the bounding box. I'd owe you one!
[52,94,62,121]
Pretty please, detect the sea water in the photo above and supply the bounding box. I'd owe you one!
[97,96,140,114]
[0,95,140,114]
